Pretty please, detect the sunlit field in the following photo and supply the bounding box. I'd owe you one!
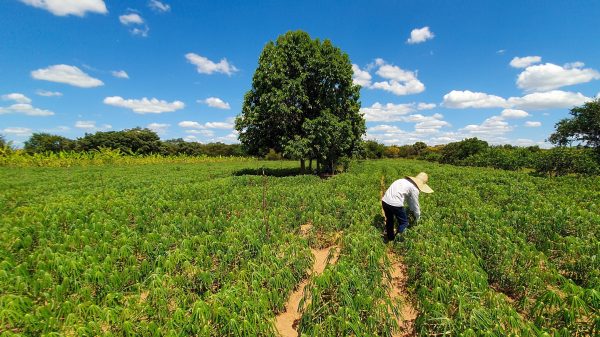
[1,159,598,336]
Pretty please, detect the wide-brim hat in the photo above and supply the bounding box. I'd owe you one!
[406,172,433,193]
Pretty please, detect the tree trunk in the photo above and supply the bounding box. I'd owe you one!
[300,159,305,171]
[309,158,313,171]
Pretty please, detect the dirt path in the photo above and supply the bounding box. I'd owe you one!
[275,223,339,337]
[387,251,417,337]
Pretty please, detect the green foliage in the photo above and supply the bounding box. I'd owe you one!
[302,110,359,173]
[160,139,245,157]
[534,147,600,176]
[1,158,598,336]
[24,133,75,153]
[549,99,600,152]
[363,140,386,159]
[462,146,541,171]
[439,137,489,164]
[0,135,12,156]
[77,127,162,155]
[412,142,427,155]
[236,30,365,169]
[264,148,282,160]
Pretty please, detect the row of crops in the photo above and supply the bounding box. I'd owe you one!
[1,158,599,335]
[365,161,599,336]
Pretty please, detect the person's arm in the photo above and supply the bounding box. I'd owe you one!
[407,189,421,221]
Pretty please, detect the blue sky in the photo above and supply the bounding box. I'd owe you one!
[1,0,599,147]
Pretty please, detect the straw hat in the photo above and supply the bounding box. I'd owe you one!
[406,172,433,193]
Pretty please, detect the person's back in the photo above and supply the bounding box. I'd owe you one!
[382,178,420,210]
[381,172,432,241]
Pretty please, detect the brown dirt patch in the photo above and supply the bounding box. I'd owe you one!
[387,251,417,337]
[275,245,339,337]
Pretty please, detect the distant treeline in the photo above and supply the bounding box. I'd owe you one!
[361,138,600,176]
[11,128,245,157]
[1,129,598,175]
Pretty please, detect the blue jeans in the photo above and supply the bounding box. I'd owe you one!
[382,201,408,240]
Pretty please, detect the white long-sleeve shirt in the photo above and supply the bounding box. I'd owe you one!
[382,178,421,220]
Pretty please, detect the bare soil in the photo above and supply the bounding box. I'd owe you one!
[387,251,418,337]
[276,223,340,337]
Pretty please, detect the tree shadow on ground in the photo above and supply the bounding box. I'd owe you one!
[233,167,308,177]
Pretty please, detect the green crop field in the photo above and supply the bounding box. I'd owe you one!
[1,159,599,336]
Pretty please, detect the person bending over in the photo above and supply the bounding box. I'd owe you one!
[381,172,433,241]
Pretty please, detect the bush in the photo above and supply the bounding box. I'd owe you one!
[534,147,600,176]
[418,150,442,162]
[439,138,488,165]
[264,148,283,160]
[462,147,540,171]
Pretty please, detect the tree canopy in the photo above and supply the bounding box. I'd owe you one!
[24,133,75,153]
[235,30,365,172]
[77,128,162,155]
[439,137,489,165]
[549,99,600,155]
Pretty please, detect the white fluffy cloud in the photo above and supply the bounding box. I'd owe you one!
[185,53,238,75]
[0,93,54,116]
[75,121,112,130]
[417,102,436,110]
[119,13,149,37]
[186,129,215,137]
[178,121,203,129]
[352,64,372,87]
[500,109,529,118]
[517,62,600,91]
[103,96,185,114]
[367,117,448,145]
[0,103,54,116]
[20,0,107,16]
[443,89,592,110]
[205,122,234,129]
[147,122,170,134]
[199,97,231,110]
[2,127,32,136]
[149,0,170,12]
[508,90,591,110]
[524,121,541,127]
[460,116,512,135]
[360,102,439,122]
[442,90,509,108]
[119,13,144,25]
[31,64,104,88]
[2,93,31,104]
[411,114,450,133]
[361,102,414,122]
[36,90,62,97]
[111,70,129,79]
[371,80,425,96]
[131,26,150,37]
[510,56,542,68]
[353,59,424,96]
[407,26,435,44]
[178,120,234,130]
[370,59,425,96]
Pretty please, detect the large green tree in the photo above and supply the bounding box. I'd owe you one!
[549,99,600,157]
[235,30,365,171]
[24,133,75,153]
